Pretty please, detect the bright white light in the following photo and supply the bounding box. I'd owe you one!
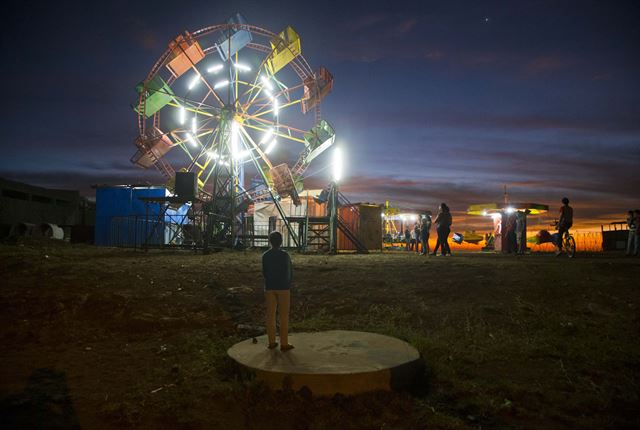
[221,160,230,167]
[186,133,198,147]
[237,149,251,160]
[332,147,343,182]
[207,64,223,73]
[506,206,515,214]
[482,210,488,216]
[260,128,274,144]
[191,117,197,134]
[273,98,279,116]
[206,151,219,159]
[214,80,230,89]
[179,106,186,125]
[381,213,386,218]
[233,63,251,72]
[231,121,240,158]
[260,75,273,90]
[263,88,273,98]
[264,138,277,154]
[491,213,502,220]
[187,74,200,90]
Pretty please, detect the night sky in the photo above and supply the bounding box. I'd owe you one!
[2,0,639,231]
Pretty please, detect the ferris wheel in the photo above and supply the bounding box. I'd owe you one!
[130,13,335,211]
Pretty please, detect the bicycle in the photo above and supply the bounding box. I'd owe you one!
[552,221,576,258]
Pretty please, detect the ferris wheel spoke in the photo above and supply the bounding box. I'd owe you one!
[241,79,303,117]
[239,114,307,136]
[241,120,306,145]
[238,125,273,170]
[187,62,226,107]
[248,97,303,119]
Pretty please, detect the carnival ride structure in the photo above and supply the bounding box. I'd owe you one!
[130,14,336,248]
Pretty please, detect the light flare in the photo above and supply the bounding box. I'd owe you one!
[214,80,230,89]
[332,147,343,182]
[264,138,277,155]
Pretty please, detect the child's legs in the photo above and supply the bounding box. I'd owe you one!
[275,290,290,346]
[265,291,277,344]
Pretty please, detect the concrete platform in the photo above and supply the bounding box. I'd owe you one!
[227,330,422,396]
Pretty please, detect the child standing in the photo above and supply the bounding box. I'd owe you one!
[262,231,294,351]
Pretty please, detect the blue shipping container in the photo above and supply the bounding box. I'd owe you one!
[95,186,188,246]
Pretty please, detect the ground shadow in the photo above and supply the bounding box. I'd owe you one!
[0,368,80,429]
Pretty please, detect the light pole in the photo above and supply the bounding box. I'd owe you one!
[329,147,343,254]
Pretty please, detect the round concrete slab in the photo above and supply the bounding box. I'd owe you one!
[227,330,422,396]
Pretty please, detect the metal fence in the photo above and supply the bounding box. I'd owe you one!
[241,221,302,248]
[108,215,194,248]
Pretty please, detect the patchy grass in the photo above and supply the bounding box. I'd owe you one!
[1,242,639,429]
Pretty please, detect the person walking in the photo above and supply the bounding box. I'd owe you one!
[420,213,432,255]
[515,210,529,254]
[404,227,411,251]
[432,203,452,256]
[262,231,294,352]
[504,212,517,253]
[556,197,573,256]
[409,225,417,251]
[626,210,637,256]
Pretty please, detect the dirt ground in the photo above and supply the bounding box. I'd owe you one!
[1,241,639,429]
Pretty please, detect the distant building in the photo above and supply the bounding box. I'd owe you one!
[0,177,94,240]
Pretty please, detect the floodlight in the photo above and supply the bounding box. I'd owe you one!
[332,147,343,182]
[264,138,277,154]
[482,210,488,216]
[273,98,279,116]
[214,80,230,89]
[233,63,251,72]
[179,106,186,125]
[206,150,219,159]
[187,74,200,90]
[186,133,198,147]
[191,117,197,134]
[260,75,273,90]
[506,206,515,214]
[207,64,223,73]
[231,121,240,158]
[263,88,273,98]
[260,128,274,144]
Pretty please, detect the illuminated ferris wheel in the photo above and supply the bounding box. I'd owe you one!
[130,13,335,211]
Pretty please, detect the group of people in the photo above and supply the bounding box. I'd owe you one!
[401,203,453,256]
[626,209,640,256]
[261,202,636,352]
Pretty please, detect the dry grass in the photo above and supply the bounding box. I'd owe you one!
[1,241,639,429]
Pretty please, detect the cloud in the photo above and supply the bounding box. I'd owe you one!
[524,55,574,77]
[330,173,635,232]
[346,108,640,134]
